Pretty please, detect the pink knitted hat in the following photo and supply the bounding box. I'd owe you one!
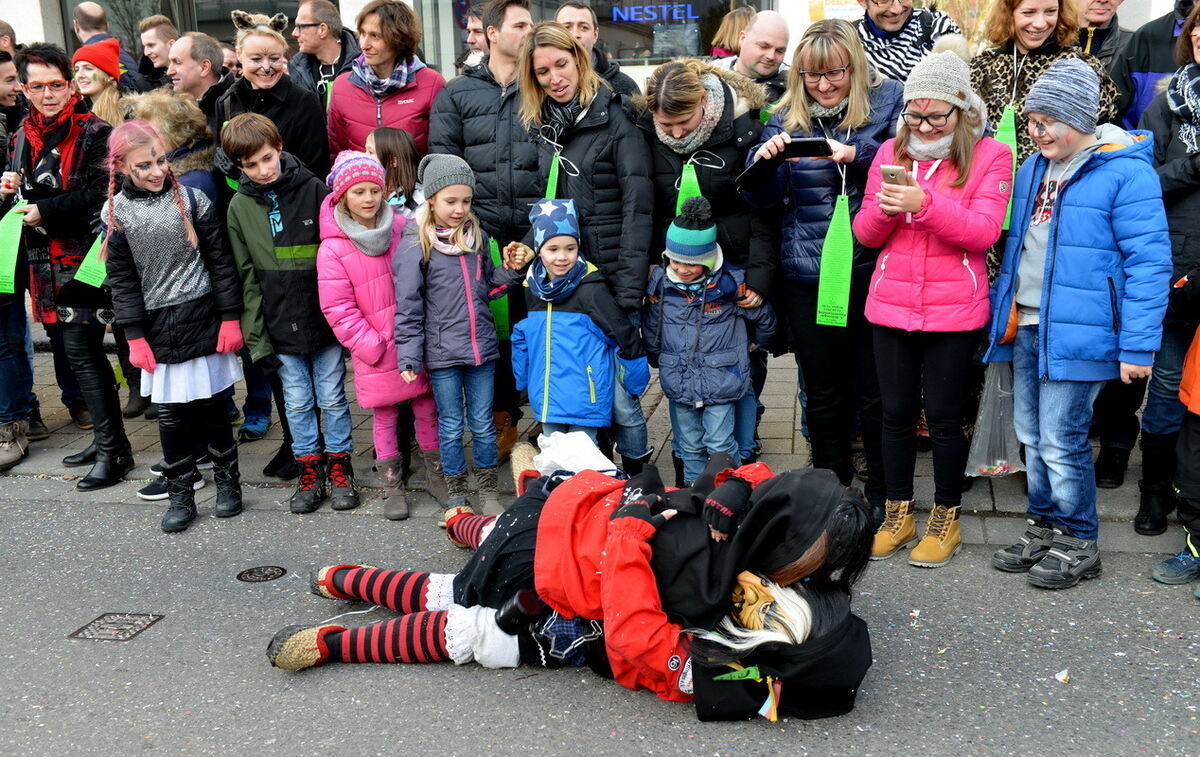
[327,150,386,204]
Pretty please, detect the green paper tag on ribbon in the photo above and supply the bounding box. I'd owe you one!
[995,105,1018,231]
[714,665,762,681]
[815,194,853,327]
[487,237,511,339]
[547,152,561,200]
[0,200,28,295]
[675,162,702,214]
[74,234,107,288]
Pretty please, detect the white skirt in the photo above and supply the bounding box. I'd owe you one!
[141,352,243,404]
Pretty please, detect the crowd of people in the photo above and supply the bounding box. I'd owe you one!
[0,0,1197,610]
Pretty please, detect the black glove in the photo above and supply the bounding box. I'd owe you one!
[255,353,283,377]
[702,475,753,538]
[611,467,669,530]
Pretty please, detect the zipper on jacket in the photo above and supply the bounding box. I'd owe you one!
[872,253,890,294]
[963,254,978,298]
[541,303,553,422]
[586,365,596,403]
[1107,276,1120,333]
[1042,176,1071,380]
[460,255,482,365]
[375,96,383,126]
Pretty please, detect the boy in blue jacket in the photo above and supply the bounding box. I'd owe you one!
[984,60,1172,589]
[644,197,777,485]
[510,199,651,473]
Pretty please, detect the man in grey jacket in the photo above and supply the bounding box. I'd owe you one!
[289,0,361,103]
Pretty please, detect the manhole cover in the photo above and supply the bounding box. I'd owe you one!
[68,613,164,641]
[237,566,288,583]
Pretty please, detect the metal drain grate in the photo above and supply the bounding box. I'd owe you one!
[68,613,164,641]
[237,566,288,583]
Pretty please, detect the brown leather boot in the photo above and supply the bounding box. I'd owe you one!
[494,411,518,462]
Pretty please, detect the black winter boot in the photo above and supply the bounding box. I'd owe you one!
[671,451,686,488]
[621,451,653,476]
[290,455,327,513]
[1136,432,1178,535]
[1095,445,1131,489]
[210,444,243,518]
[327,452,360,511]
[161,458,199,533]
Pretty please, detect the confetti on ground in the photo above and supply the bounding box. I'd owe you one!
[1055,669,1070,685]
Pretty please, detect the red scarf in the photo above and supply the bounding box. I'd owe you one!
[23,91,85,189]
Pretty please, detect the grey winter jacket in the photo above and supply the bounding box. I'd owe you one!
[290,29,361,99]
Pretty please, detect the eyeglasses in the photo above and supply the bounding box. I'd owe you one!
[799,66,850,84]
[293,22,322,30]
[901,107,957,128]
[26,80,69,95]
[1026,116,1058,136]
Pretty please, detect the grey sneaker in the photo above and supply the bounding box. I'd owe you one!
[1027,533,1102,589]
[992,519,1057,573]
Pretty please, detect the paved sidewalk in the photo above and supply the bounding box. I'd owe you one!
[9,349,1181,556]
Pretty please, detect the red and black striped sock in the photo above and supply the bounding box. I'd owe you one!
[447,514,498,549]
[332,568,431,613]
[326,612,450,664]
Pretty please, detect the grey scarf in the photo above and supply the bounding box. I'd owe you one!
[808,99,848,120]
[336,203,395,257]
[656,74,726,155]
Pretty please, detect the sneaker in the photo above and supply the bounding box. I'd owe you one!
[991,519,1057,573]
[25,408,50,441]
[1027,533,1102,589]
[137,471,205,501]
[238,415,271,442]
[1151,549,1200,585]
[915,411,932,452]
[150,453,211,476]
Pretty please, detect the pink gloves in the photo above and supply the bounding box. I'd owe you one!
[217,319,244,353]
[128,337,157,373]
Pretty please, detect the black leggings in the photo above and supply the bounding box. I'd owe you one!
[60,322,128,458]
[873,326,980,507]
[158,395,236,466]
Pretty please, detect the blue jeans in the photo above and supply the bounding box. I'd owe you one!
[669,401,739,484]
[613,378,650,459]
[429,361,497,477]
[239,346,273,419]
[1012,326,1104,539]
[276,344,354,457]
[1141,321,1190,436]
[542,423,600,444]
[0,296,33,424]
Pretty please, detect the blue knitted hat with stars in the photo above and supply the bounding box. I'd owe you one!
[529,198,581,255]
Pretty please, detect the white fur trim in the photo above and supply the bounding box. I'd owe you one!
[444,604,521,669]
[423,573,456,611]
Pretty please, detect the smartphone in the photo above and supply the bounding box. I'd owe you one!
[735,138,834,192]
[880,165,910,185]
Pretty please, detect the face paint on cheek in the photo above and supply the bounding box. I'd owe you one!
[1052,123,1072,143]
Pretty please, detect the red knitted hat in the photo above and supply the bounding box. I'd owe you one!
[73,38,122,82]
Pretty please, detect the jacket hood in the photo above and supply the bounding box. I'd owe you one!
[1083,125,1153,167]
[237,151,316,202]
[169,140,215,176]
[633,60,767,136]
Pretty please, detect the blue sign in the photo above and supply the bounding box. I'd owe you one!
[611,3,702,23]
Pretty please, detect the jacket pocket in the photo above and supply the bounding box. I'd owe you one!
[702,350,744,402]
[1107,276,1119,334]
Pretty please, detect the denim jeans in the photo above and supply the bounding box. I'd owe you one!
[429,361,497,477]
[613,377,650,459]
[669,401,739,484]
[542,423,600,444]
[0,296,33,424]
[276,344,354,457]
[1141,321,1190,436]
[239,346,274,419]
[1012,326,1104,540]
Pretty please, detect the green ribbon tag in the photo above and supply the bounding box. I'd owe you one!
[815,194,854,327]
[995,105,1018,231]
[714,665,762,681]
[487,237,511,340]
[73,234,107,288]
[675,162,702,215]
[546,152,561,201]
[0,200,29,294]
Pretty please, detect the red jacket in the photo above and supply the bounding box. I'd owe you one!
[533,464,774,702]
[326,66,445,159]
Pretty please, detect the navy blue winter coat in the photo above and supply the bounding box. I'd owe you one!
[742,79,904,283]
[984,129,1172,381]
[643,260,776,407]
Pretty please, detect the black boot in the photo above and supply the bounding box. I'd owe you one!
[289,455,327,514]
[326,452,360,511]
[671,451,686,488]
[1135,432,1178,535]
[621,451,653,476]
[122,372,149,418]
[77,451,135,491]
[1095,445,1131,489]
[161,457,199,532]
[209,444,243,518]
[62,442,98,467]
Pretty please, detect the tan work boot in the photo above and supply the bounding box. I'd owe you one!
[0,420,29,471]
[871,499,917,560]
[908,505,962,568]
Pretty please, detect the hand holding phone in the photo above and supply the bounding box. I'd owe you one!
[880,165,910,185]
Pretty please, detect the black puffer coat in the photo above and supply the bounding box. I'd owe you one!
[215,74,330,177]
[634,67,774,295]
[427,58,543,246]
[531,85,654,310]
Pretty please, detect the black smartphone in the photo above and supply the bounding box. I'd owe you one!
[735,138,834,192]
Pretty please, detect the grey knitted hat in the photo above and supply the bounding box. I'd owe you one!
[904,51,973,113]
[1022,58,1099,135]
[417,153,476,198]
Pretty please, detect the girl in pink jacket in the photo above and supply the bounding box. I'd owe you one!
[317,151,445,521]
[852,50,1013,568]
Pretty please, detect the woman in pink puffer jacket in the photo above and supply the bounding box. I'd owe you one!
[851,50,1012,568]
[317,152,444,521]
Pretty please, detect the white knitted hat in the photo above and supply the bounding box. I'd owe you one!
[903,50,973,112]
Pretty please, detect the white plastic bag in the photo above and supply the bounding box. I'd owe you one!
[965,362,1025,477]
[533,431,618,476]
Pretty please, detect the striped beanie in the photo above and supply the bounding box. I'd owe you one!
[665,197,719,269]
[327,150,386,204]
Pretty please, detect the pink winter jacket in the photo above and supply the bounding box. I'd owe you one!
[316,197,433,409]
[326,66,446,160]
[853,137,1013,333]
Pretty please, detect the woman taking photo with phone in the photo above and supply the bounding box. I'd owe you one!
[852,51,1013,568]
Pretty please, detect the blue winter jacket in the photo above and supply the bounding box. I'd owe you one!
[742,79,904,283]
[983,128,1172,381]
[512,264,648,427]
[643,261,777,407]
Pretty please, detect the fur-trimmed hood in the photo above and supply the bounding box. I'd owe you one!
[696,61,769,119]
[169,140,216,176]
